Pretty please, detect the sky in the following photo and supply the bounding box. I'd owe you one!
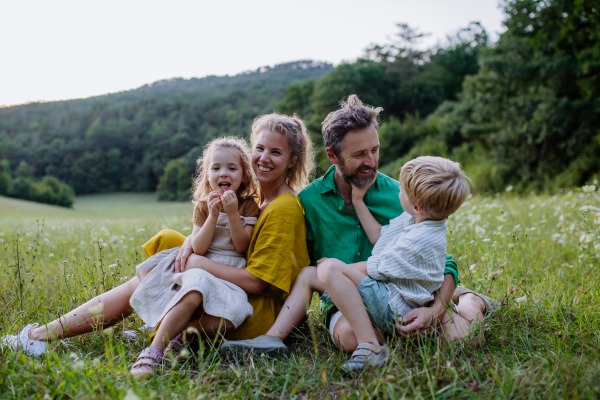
[0,0,506,107]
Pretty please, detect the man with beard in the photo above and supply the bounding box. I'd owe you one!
[221,95,499,364]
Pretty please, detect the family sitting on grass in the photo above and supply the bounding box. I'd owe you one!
[3,95,500,375]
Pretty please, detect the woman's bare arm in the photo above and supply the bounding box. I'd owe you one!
[183,253,268,294]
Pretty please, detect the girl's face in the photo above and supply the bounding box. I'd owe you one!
[208,148,244,194]
[252,130,296,187]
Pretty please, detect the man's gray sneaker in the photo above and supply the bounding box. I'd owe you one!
[221,335,289,360]
[341,342,388,373]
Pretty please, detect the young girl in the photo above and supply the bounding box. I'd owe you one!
[129,137,260,376]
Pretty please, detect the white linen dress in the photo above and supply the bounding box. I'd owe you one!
[129,212,257,329]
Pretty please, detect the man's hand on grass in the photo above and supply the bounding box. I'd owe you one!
[396,306,441,337]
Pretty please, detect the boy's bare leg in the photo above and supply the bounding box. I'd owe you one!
[317,259,379,345]
[332,316,385,354]
[265,266,325,340]
[29,277,141,341]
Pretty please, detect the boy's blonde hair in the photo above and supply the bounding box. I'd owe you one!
[251,113,314,193]
[399,156,470,220]
[191,137,258,202]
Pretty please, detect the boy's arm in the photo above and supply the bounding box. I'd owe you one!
[353,201,382,244]
[351,174,381,245]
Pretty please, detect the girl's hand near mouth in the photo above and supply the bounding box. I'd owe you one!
[221,190,239,216]
[207,191,222,216]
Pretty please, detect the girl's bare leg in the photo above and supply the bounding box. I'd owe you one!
[29,277,141,341]
[150,291,205,350]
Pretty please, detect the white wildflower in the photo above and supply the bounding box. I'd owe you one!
[506,186,513,192]
[582,185,596,193]
[123,390,141,400]
[136,228,146,232]
[72,360,85,371]
[579,234,593,244]
[88,302,104,317]
[178,348,190,359]
[515,295,527,305]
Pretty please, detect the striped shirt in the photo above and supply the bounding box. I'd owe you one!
[366,212,447,317]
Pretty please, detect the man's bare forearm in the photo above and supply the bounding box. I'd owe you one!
[431,274,455,320]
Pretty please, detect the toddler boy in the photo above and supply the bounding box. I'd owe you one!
[317,156,470,371]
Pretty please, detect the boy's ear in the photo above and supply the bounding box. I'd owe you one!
[413,204,424,214]
[325,147,338,165]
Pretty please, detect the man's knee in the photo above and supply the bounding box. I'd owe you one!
[333,318,358,354]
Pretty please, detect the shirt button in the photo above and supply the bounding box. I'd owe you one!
[358,252,361,255]
[339,206,342,211]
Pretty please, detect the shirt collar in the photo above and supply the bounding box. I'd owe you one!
[403,216,447,231]
[319,165,337,194]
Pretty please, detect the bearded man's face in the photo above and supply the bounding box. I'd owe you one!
[333,125,380,188]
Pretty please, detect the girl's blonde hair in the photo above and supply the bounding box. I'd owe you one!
[192,137,258,202]
[250,113,315,193]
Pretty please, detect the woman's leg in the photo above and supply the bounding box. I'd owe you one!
[29,277,140,341]
[265,266,326,340]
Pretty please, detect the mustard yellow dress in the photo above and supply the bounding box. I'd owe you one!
[142,193,309,340]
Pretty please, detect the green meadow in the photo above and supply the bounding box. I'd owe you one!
[1,191,599,399]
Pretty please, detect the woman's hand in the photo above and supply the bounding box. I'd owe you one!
[175,235,193,273]
[207,192,222,217]
[351,172,378,204]
[221,190,238,216]
[180,253,208,272]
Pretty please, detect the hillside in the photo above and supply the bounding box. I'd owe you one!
[0,60,333,195]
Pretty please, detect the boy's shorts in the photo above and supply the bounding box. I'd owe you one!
[320,275,397,336]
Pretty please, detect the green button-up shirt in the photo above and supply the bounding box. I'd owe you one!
[298,165,458,286]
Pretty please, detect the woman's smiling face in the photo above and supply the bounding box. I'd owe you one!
[208,148,244,194]
[252,130,295,187]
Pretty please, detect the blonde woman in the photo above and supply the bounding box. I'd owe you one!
[4,114,315,369]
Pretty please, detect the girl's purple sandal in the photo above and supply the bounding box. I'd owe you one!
[130,347,163,377]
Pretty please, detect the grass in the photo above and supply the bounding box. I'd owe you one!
[1,190,599,399]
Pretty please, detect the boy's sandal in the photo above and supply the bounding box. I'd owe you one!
[130,347,163,377]
[452,286,501,315]
[341,343,388,373]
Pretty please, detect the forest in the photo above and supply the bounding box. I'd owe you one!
[0,0,598,206]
